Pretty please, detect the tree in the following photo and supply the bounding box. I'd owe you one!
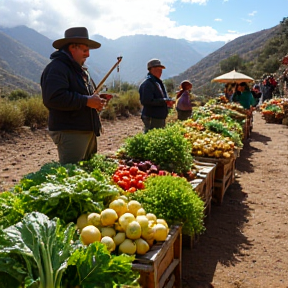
[219,54,246,73]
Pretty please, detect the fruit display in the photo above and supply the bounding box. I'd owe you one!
[184,116,243,147]
[181,122,236,158]
[260,98,287,123]
[77,198,170,255]
[194,102,247,123]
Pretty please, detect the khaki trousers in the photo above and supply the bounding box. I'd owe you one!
[49,130,97,165]
[141,115,166,133]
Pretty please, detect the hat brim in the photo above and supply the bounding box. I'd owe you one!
[149,65,166,69]
[52,38,101,49]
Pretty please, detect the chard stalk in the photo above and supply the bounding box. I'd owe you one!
[40,241,54,288]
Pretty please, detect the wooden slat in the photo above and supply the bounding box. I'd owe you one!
[159,259,179,288]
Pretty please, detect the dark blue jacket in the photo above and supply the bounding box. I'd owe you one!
[139,73,168,119]
[41,51,101,136]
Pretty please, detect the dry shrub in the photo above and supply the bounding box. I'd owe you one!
[101,90,141,119]
[18,95,48,128]
[0,99,25,131]
[100,103,117,120]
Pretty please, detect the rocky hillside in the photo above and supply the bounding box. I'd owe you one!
[171,25,280,92]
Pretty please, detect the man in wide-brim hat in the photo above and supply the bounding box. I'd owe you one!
[41,27,106,165]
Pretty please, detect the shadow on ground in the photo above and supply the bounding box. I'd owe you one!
[235,130,271,174]
[181,134,268,287]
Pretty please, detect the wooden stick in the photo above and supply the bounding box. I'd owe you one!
[94,56,123,94]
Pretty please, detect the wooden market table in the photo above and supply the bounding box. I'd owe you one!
[194,150,238,205]
[190,160,216,216]
[132,225,182,288]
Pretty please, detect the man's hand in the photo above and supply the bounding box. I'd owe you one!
[86,93,106,111]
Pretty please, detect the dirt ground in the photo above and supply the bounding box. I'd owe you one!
[1,112,288,288]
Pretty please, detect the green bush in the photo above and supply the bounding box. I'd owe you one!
[18,95,48,128]
[131,175,205,236]
[119,124,193,174]
[7,89,30,101]
[0,99,25,131]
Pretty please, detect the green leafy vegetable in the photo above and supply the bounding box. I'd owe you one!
[132,175,205,236]
[0,212,140,288]
[118,124,193,174]
[0,167,120,229]
[65,242,140,288]
[79,153,119,176]
[0,212,76,288]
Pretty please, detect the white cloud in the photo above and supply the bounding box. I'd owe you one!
[0,0,239,42]
[214,18,222,22]
[181,0,209,4]
[249,11,257,16]
[242,18,252,24]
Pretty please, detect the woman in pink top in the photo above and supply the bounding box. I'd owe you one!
[176,80,193,120]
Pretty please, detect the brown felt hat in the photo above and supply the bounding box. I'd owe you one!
[52,27,101,49]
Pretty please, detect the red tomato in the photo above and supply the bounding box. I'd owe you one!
[113,174,120,183]
[129,166,139,176]
[121,170,130,177]
[127,187,137,193]
[137,170,147,176]
[118,180,130,190]
[122,176,130,182]
[136,180,145,189]
[135,174,144,181]
[130,178,138,188]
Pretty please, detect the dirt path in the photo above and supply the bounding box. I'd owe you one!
[1,112,288,288]
[182,112,288,288]
[0,115,143,191]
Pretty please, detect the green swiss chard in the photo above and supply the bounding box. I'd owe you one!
[0,212,76,288]
[0,212,140,288]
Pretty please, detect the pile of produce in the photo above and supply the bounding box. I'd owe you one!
[117,124,193,174]
[184,125,236,158]
[260,98,286,123]
[1,98,250,287]
[131,175,205,236]
[185,115,243,148]
[0,150,206,287]
[199,101,248,122]
[0,211,140,288]
[77,197,170,255]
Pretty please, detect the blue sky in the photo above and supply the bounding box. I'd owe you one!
[0,0,287,42]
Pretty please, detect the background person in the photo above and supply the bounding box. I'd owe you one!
[139,58,173,133]
[41,27,106,165]
[176,80,193,120]
[251,84,262,107]
[232,82,256,109]
[233,82,256,109]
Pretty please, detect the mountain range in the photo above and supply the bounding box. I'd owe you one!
[0,25,225,94]
[0,24,282,95]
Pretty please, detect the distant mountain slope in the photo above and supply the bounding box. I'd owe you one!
[0,30,49,88]
[0,25,54,58]
[87,34,207,84]
[0,26,225,93]
[171,26,280,90]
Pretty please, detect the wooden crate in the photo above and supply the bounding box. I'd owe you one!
[194,152,236,205]
[213,157,235,204]
[190,160,216,215]
[132,225,182,288]
[243,113,253,140]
